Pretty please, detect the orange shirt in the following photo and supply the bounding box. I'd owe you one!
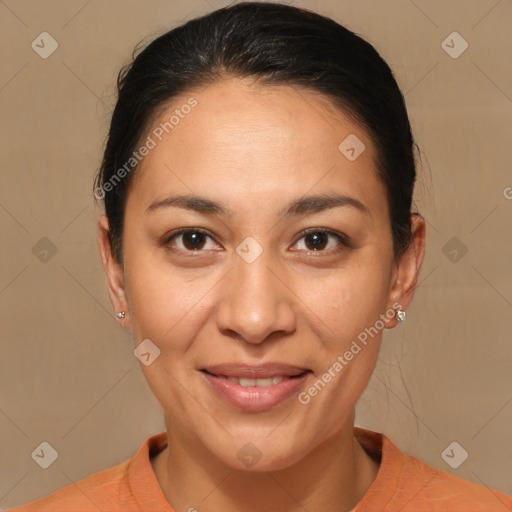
[7,427,512,511]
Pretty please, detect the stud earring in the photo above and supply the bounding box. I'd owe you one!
[116,311,126,319]
[397,309,406,323]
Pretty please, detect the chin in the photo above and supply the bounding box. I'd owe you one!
[211,434,309,473]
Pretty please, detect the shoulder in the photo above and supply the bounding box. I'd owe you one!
[355,428,512,511]
[5,432,168,512]
[5,461,131,512]
[397,454,512,511]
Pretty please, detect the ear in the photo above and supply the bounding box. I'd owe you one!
[98,216,131,328]
[385,213,426,328]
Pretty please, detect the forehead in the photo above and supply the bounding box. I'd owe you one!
[128,77,387,219]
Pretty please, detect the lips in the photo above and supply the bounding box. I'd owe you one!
[201,363,310,379]
[200,365,312,412]
[222,375,290,387]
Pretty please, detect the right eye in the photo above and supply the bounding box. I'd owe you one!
[163,228,221,253]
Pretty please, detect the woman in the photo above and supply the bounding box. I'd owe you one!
[9,2,512,511]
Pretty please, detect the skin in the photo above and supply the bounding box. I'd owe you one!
[99,77,425,512]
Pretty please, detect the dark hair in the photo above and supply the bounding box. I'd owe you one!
[95,1,417,262]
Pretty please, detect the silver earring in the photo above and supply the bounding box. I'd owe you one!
[397,309,406,323]
[116,311,126,319]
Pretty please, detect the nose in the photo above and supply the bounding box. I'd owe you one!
[215,250,297,345]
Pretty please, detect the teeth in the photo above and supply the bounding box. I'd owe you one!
[226,376,287,387]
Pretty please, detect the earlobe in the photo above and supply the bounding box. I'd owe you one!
[98,216,131,327]
[385,213,426,328]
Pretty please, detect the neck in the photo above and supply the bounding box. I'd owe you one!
[151,410,379,512]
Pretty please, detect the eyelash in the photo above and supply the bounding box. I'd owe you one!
[162,227,351,256]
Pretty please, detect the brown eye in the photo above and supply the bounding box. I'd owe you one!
[292,228,349,253]
[181,232,207,250]
[304,231,329,251]
[164,229,219,253]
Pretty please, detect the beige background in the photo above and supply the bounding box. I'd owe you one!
[1,0,511,508]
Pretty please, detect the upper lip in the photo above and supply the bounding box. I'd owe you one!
[201,363,311,379]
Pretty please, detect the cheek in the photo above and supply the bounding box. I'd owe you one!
[313,253,391,411]
[296,251,392,349]
[123,249,216,344]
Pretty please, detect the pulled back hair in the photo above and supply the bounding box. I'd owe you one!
[95,1,418,262]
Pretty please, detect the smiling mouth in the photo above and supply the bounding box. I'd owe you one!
[201,369,312,387]
[199,367,313,412]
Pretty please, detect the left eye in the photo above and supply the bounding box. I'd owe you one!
[292,229,347,252]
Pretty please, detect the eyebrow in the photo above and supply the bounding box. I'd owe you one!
[146,192,369,218]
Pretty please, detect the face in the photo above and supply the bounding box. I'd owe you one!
[99,77,424,471]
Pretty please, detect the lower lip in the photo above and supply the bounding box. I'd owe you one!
[201,371,311,412]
